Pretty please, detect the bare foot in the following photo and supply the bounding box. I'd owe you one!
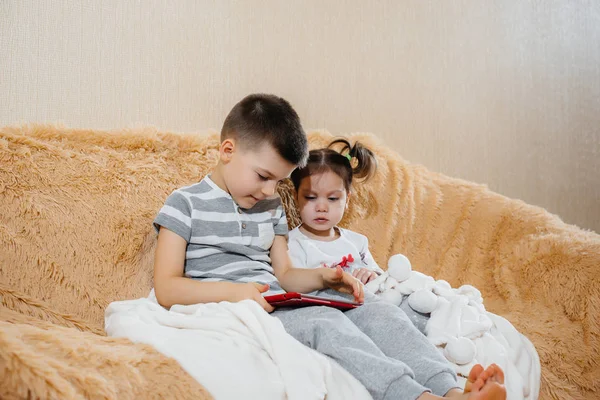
[468,364,506,400]
[441,364,506,400]
[463,364,484,393]
[474,364,505,386]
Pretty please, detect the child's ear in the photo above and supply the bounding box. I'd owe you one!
[345,191,351,209]
[219,138,235,162]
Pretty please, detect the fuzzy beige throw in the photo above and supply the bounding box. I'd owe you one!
[1,125,599,399]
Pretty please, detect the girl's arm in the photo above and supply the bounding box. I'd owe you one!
[350,233,384,284]
[270,235,364,302]
[358,235,384,274]
[153,227,273,311]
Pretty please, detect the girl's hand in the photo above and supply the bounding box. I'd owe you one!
[322,266,364,303]
[352,268,378,284]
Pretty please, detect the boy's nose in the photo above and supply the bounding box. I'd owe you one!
[262,181,277,196]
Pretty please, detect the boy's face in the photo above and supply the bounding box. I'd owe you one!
[220,140,297,209]
[295,170,349,236]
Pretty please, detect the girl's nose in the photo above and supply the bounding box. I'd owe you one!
[316,200,328,212]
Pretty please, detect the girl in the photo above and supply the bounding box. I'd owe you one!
[279,138,506,400]
[288,138,382,285]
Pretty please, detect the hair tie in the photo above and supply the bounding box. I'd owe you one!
[345,153,352,162]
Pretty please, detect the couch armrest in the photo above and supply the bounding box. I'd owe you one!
[0,320,213,400]
[342,143,600,398]
[372,159,600,398]
[489,204,600,398]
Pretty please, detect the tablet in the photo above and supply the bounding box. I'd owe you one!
[264,292,362,310]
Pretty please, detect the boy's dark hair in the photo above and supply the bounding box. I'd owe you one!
[221,93,308,166]
[290,138,377,192]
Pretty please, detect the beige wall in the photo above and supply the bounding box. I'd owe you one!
[2,0,599,232]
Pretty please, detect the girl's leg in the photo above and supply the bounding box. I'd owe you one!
[274,305,430,400]
[398,294,430,334]
[344,292,460,397]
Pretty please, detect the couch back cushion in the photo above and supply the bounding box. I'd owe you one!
[0,126,384,328]
[1,126,219,328]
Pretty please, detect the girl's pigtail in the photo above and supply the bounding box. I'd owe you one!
[348,141,377,182]
[327,138,378,185]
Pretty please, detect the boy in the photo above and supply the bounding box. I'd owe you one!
[153,93,505,400]
[153,93,362,311]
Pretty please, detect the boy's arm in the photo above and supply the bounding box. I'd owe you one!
[153,227,273,311]
[270,235,364,302]
[287,236,308,269]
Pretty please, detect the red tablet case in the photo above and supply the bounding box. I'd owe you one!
[264,292,362,310]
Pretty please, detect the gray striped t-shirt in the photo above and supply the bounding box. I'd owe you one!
[153,175,287,292]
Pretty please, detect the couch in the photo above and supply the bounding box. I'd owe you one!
[1,125,599,399]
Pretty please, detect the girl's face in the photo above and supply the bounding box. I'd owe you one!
[295,170,349,237]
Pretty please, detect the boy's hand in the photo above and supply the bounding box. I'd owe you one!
[232,282,275,313]
[352,268,378,284]
[322,266,364,303]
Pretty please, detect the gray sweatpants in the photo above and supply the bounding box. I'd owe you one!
[272,290,458,400]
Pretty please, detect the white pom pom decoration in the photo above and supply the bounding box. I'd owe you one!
[408,289,438,314]
[433,280,453,297]
[457,284,483,304]
[380,289,404,306]
[384,277,398,291]
[364,272,388,293]
[387,254,412,282]
[443,337,476,365]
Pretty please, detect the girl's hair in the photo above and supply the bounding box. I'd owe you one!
[290,138,377,192]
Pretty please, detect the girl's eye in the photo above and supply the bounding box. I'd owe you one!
[304,196,316,200]
[328,197,339,202]
[257,173,268,181]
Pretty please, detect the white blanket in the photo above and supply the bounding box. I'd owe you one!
[105,291,371,400]
[366,255,541,400]
[105,281,540,400]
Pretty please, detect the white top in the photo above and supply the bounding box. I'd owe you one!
[287,226,384,274]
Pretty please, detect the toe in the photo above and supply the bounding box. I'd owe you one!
[490,364,505,384]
